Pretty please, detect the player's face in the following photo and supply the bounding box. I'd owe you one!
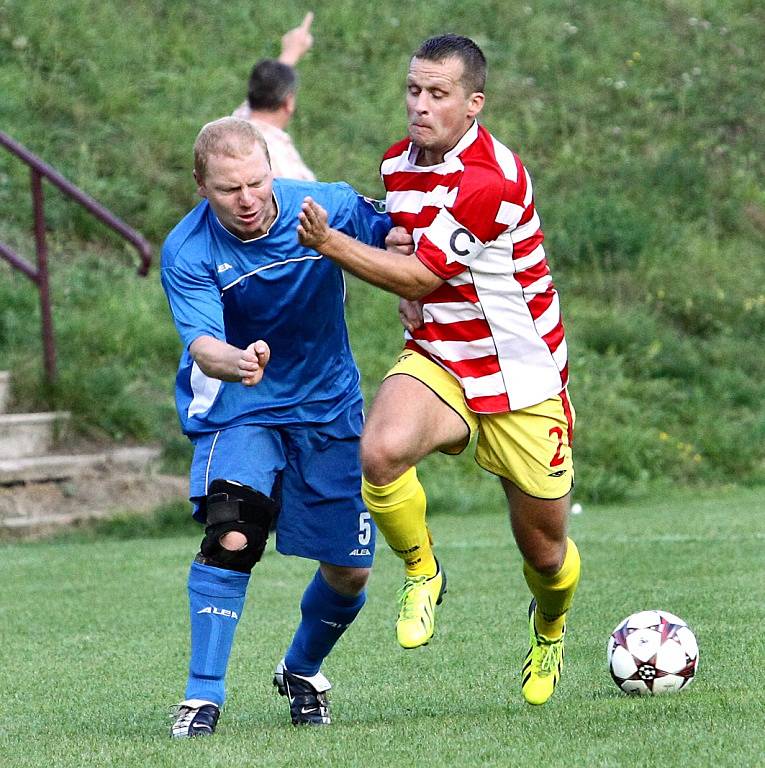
[196,143,276,240]
[406,56,484,166]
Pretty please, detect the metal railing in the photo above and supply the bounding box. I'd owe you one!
[0,130,152,385]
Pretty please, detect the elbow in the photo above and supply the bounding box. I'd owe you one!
[190,356,214,379]
[398,263,441,300]
[193,358,214,379]
[400,286,424,301]
[401,280,436,301]
[189,336,219,378]
[382,260,441,300]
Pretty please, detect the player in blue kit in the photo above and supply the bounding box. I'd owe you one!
[161,117,391,736]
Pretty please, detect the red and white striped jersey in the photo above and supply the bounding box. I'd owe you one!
[381,121,568,413]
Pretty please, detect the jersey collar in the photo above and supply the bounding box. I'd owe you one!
[406,120,480,168]
[210,193,281,243]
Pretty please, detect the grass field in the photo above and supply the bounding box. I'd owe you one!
[1,485,763,767]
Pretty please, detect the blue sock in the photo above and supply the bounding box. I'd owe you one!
[284,570,366,677]
[185,561,249,706]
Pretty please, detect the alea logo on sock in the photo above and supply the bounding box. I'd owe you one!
[197,605,239,620]
[321,618,350,629]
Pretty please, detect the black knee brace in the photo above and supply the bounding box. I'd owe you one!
[197,479,279,573]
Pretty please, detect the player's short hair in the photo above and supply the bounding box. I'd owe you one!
[413,34,487,94]
[247,58,298,111]
[194,117,271,180]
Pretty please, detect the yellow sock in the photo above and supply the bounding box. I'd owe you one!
[361,467,436,578]
[523,538,581,639]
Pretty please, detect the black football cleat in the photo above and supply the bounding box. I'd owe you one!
[273,659,331,725]
[170,699,220,738]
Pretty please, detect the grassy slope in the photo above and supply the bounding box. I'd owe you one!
[0,0,763,503]
[0,486,763,767]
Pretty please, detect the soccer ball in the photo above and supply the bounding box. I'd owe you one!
[607,610,699,695]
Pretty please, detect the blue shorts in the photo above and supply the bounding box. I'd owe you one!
[188,406,375,568]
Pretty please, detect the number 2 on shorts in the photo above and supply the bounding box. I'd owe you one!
[549,426,565,467]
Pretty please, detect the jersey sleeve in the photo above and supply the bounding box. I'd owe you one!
[332,183,392,248]
[160,249,225,350]
[414,166,514,280]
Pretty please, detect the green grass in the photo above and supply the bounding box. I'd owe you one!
[1,485,763,767]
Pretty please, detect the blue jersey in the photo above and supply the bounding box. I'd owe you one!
[161,179,390,436]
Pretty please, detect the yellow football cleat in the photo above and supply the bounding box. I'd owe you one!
[522,599,565,705]
[395,562,447,649]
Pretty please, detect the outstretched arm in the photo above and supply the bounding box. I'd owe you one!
[297,197,442,300]
[278,12,314,66]
[190,336,271,387]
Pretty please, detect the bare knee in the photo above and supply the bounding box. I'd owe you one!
[320,564,370,596]
[522,543,566,575]
[503,481,569,574]
[360,429,409,486]
[219,531,248,550]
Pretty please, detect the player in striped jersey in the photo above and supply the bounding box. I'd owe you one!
[297,34,581,705]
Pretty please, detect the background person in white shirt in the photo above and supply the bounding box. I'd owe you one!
[232,12,316,181]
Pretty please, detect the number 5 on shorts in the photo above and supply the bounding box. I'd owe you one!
[358,511,372,545]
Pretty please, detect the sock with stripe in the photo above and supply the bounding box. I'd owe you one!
[362,466,436,578]
[185,561,250,705]
[284,569,366,676]
[523,537,581,639]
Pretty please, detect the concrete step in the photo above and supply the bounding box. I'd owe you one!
[0,411,70,459]
[0,472,188,534]
[0,446,161,485]
[0,372,8,413]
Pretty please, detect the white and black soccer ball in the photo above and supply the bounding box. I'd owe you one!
[607,610,699,695]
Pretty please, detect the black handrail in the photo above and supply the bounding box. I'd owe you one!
[0,130,152,385]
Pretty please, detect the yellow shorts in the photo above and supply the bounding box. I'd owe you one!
[384,350,575,500]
